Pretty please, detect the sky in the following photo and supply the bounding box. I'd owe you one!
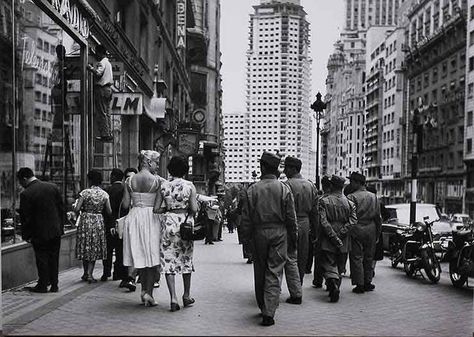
[220,0,345,115]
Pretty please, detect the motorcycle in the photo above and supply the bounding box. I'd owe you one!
[447,225,474,288]
[401,216,442,283]
[389,227,407,268]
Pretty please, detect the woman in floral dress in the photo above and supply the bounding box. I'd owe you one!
[155,156,198,312]
[75,170,111,283]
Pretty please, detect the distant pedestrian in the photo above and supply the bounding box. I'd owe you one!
[18,167,64,293]
[282,156,318,305]
[346,172,382,294]
[75,170,112,283]
[317,175,357,302]
[87,44,113,142]
[101,168,128,284]
[236,187,253,263]
[122,151,162,307]
[312,175,331,288]
[241,151,297,326]
[156,156,198,312]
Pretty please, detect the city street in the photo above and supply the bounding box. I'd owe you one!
[2,231,473,336]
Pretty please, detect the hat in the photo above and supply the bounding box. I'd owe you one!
[284,156,302,169]
[260,151,281,169]
[330,175,346,188]
[321,175,331,187]
[348,172,366,184]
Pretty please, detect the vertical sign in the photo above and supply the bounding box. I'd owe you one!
[176,0,186,50]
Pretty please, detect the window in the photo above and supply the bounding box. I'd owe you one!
[468,139,473,153]
[468,111,473,126]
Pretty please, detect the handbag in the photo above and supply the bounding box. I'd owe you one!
[115,201,126,239]
[180,210,206,241]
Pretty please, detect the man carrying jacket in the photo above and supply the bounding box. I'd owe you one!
[241,151,297,326]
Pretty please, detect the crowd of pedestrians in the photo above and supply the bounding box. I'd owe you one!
[17,149,382,326]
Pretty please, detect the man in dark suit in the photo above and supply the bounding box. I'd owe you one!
[102,168,128,285]
[17,167,64,293]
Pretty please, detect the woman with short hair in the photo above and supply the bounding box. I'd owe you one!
[155,156,198,312]
[75,170,112,283]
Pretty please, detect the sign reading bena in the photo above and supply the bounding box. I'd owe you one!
[176,0,186,49]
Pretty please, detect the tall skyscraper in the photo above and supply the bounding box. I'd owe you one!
[242,0,314,180]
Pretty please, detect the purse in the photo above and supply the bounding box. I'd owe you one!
[180,210,206,241]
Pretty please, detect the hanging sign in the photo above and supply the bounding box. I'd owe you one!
[176,0,186,49]
[47,0,90,38]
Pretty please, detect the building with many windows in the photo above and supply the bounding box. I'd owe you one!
[243,0,314,180]
[345,0,402,31]
[223,111,251,182]
[465,0,474,216]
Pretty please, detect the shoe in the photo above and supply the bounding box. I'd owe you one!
[285,296,302,305]
[143,294,157,307]
[124,281,136,292]
[87,277,97,284]
[312,281,322,288]
[170,302,181,312]
[119,280,127,288]
[364,283,375,291]
[81,275,88,282]
[50,285,59,293]
[100,275,108,282]
[329,288,340,303]
[261,315,275,326]
[153,281,160,288]
[352,285,365,294]
[25,285,48,293]
[183,296,195,307]
[208,241,214,245]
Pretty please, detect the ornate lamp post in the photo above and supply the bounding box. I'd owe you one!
[310,92,326,190]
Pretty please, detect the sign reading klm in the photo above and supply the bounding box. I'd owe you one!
[111,93,143,115]
[176,0,186,49]
[47,0,90,38]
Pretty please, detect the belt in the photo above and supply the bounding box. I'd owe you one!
[167,209,188,214]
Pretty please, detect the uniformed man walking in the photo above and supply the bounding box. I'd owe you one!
[282,156,318,304]
[241,152,298,326]
[317,175,357,302]
[346,172,382,293]
[312,175,331,288]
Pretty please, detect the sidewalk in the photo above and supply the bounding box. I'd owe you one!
[2,231,473,336]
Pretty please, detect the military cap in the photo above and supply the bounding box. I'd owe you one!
[330,175,346,188]
[348,171,366,184]
[284,156,302,169]
[321,175,331,186]
[260,151,281,169]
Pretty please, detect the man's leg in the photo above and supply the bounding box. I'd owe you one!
[297,219,310,283]
[363,225,377,289]
[283,243,302,301]
[349,233,365,292]
[95,86,112,138]
[103,233,113,278]
[48,236,61,290]
[321,250,340,302]
[32,241,49,290]
[313,244,324,287]
[251,235,268,312]
[262,227,287,319]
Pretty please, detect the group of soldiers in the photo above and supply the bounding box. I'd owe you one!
[240,151,382,327]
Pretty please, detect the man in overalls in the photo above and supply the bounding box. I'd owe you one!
[241,152,297,326]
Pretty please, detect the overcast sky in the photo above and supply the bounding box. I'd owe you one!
[220,0,345,115]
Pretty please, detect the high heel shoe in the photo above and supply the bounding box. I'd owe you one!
[143,294,157,307]
[170,302,180,312]
[182,296,195,308]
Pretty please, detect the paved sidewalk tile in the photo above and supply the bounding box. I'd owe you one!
[3,231,473,336]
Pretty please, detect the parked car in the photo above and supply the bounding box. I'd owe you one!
[450,213,473,230]
[382,203,452,253]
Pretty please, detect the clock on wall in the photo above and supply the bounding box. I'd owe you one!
[192,109,206,124]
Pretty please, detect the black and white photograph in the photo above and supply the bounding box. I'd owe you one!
[0,0,473,336]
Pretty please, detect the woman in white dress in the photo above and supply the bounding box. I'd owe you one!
[122,150,162,307]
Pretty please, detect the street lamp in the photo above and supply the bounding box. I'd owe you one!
[310,92,326,190]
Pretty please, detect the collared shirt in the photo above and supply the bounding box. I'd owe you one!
[347,186,382,228]
[241,174,297,240]
[95,57,113,86]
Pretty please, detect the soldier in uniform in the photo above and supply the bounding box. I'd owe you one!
[346,172,382,294]
[282,156,318,304]
[312,175,331,288]
[317,175,357,302]
[241,152,297,326]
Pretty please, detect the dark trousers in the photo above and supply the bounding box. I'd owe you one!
[205,217,214,243]
[252,226,287,318]
[350,224,377,286]
[32,236,61,288]
[313,244,324,285]
[103,233,127,280]
[321,250,348,287]
[94,85,112,138]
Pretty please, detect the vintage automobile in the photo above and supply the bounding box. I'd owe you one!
[381,203,452,254]
[451,213,473,231]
